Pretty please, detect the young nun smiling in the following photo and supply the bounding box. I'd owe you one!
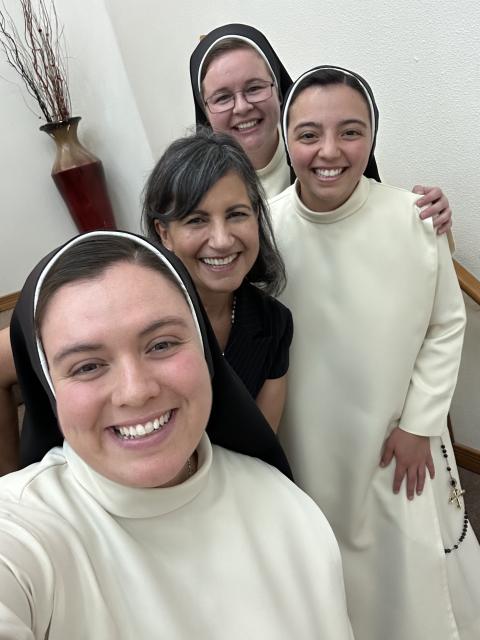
[0,231,354,639]
[269,66,480,640]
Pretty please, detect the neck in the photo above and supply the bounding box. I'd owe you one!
[248,129,279,170]
[297,180,361,213]
[199,289,236,351]
[201,290,234,321]
[162,451,198,487]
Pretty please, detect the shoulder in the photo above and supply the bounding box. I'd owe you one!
[0,448,67,504]
[239,283,293,334]
[367,179,436,236]
[368,179,421,211]
[212,445,336,536]
[0,453,85,569]
[268,184,296,211]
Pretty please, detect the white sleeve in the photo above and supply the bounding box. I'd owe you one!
[0,521,54,640]
[399,233,466,436]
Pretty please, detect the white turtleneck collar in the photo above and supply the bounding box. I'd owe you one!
[64,434,212,519]
[293,175,371,224]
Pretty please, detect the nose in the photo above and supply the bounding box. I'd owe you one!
[318,132,341,160]
[232,91,254,115]
[111,358,160,408]
[208,220,234,251]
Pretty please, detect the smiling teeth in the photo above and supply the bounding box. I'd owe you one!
[315,168,343,177]
[236,120,257,130]
[201,254,237,266]
[115,411,172,440]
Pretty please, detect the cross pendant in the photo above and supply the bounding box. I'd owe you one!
[448,487,466,509]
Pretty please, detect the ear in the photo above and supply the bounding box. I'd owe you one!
[154,220,174,251]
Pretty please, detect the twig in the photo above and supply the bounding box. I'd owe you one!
[0,0,71,122]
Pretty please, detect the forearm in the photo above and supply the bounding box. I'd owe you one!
[400,234,465,436]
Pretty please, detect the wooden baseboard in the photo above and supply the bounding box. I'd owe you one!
[0,292,19,313]
[454,443,480,474]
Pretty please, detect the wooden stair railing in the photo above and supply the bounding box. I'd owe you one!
[0,292,19,314]
[451,260,480,474]
[454,260,480,306]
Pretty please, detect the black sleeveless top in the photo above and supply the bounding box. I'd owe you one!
[224,282,293,399]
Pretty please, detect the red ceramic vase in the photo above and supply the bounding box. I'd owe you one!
[40,117,116,232]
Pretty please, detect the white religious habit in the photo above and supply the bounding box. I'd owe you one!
[270,176,480,640]
[0,435,354,640]
[256,132,290,199]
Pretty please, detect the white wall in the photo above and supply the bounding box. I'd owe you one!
[0,0,153,297]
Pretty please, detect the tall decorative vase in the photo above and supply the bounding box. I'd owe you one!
[40,116,117,232]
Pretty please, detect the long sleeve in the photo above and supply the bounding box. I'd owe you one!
[399,233,466,436]
[0,515,58,640]
[0,572,35,640]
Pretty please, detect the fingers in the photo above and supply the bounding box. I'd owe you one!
[426,454,435,479]
[392,462,406,495]
[405,465,419,500]
[435,217,452,236]
[430,207,452,228]
[398,459,434,500]
[411,184,426,195]
[380,440,395,468]
[416,464,426,496]
[415,186,442,210]
[418,198,449,220]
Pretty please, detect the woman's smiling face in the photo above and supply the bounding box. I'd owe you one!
[156,171,260,299]
[287,83,372,212]
[202,47,281,167]
[40,261,212,488]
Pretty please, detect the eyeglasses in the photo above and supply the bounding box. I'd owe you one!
[205,81,275,114]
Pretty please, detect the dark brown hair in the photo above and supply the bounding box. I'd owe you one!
[35,236,184,332]
[142,128,286,296]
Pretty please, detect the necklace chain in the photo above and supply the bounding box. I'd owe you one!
[186,455,194,479]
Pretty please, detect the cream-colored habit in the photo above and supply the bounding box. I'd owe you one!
[270,177,480,639]
[0,435,353,639]
[256,134,290,199]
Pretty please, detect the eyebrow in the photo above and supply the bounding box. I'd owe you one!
[190,204,253,215]
[207,77,272,96]
[52,316,190,365]
[293,118,368,132]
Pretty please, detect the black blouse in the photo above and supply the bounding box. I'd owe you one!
[224,282,293,399]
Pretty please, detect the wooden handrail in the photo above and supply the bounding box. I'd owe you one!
[454,260,480,306]
[0,292,19,313]
[450,260,480,474]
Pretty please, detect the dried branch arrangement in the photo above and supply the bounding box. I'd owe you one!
[0,0,71,122]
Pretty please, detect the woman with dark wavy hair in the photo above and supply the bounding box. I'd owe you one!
[142,127,292,431]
